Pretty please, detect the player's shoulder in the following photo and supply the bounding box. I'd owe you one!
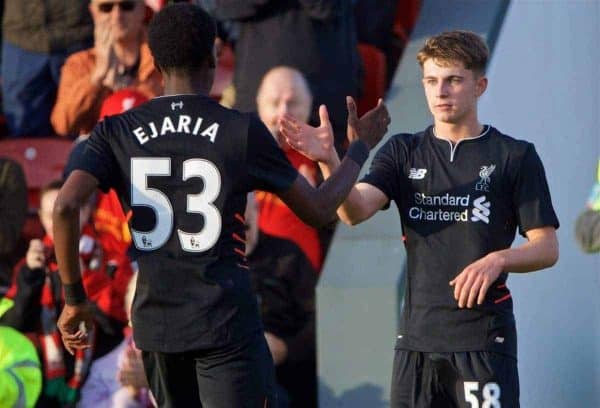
[387,127,426,141]
[487,126,534,156]
[95,110,128,136]
[382,127,429,155]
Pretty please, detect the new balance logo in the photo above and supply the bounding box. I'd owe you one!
[171,101,184,110]
[471,195,491,224]
[408,168,427,180]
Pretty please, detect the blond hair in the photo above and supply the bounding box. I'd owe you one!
[417,30,489,75]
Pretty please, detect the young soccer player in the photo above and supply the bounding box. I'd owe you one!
[51,3,390,407]
[282,30,559,407]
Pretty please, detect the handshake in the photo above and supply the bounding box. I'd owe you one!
[278,96,391,165]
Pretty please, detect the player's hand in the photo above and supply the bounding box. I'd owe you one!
[449,252,505,308]
[57,303,94,355]
[264,332,288,366]
[346,96,391,149]
[26,239,46,270]
[279,104,336,165]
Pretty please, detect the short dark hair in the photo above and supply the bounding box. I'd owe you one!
[147,3,216,75]
[417,30,489,75]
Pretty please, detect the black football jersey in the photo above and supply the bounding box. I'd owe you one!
[74,94,298,352]
[362,126,559,358]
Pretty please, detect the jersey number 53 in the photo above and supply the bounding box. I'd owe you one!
[130,157,222,252]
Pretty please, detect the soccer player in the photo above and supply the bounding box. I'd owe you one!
[51,3,390,408]
[282,30,559,407]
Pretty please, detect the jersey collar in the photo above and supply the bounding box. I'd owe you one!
[428,125,492,162]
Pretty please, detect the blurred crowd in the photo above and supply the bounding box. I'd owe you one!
[0,0,420,406]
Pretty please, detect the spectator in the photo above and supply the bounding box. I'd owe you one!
[255,66,323,271]
[214,0,361,151]
[51,0,162,137]
[1,0,93,137]
[0,325,42,408]
[245,195,318,408]
[78,273,154,408]
[353,0,399,88]
[0,180,131,407]
[575,159,600,253]
[0,157,27,295]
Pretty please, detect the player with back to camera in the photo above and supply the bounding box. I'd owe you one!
[51,3,390,407]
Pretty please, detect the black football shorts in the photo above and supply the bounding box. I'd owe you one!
[391,349,519,408]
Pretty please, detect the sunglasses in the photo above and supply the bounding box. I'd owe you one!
[97,1,137,13]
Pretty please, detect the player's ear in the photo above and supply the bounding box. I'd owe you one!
[475,74,488,97]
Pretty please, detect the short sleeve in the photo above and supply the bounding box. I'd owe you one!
[513,144,560,236]
[62,139,88,180]
[360,135,406,202]
[71,120,119,193]
[246,114,298,192]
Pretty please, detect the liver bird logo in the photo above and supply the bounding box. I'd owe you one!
[479,165,496,184]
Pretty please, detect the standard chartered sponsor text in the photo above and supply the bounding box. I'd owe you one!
[410,192,470,222]
[414,192,470,206]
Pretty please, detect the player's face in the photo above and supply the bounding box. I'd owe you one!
[422,58,487,126]
[257,74,312,149]
[91,0,146,42]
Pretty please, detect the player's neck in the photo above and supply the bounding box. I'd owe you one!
[163,71,213,97]
[433,119,483,144]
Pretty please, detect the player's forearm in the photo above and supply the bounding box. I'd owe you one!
[319,150,370,226]
[287,141,368,227]
[52,200,84,286]
[494,233,559,273]
[308,155,363,226]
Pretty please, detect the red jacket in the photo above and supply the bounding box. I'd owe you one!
[256,149,323,271]
[5,225,133,323]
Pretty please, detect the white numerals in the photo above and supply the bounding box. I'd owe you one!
[464,381,501,408]
[130,158,222,252]
[131,158,173,250]
[178,159,221,252]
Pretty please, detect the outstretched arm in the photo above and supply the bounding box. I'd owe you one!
[277,149,367,227]
[450,226,559,309]
[53,170,99,354]
[281,98,389,225]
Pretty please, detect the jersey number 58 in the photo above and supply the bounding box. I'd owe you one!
[464,381,501,408]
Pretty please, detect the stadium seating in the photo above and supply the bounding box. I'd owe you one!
[0,138,73,209]
[210,42,235,101]
[0,138,73,242]
[394,0,421,42]
[357,43,387,116]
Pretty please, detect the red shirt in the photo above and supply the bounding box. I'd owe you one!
[256,149,322,271]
